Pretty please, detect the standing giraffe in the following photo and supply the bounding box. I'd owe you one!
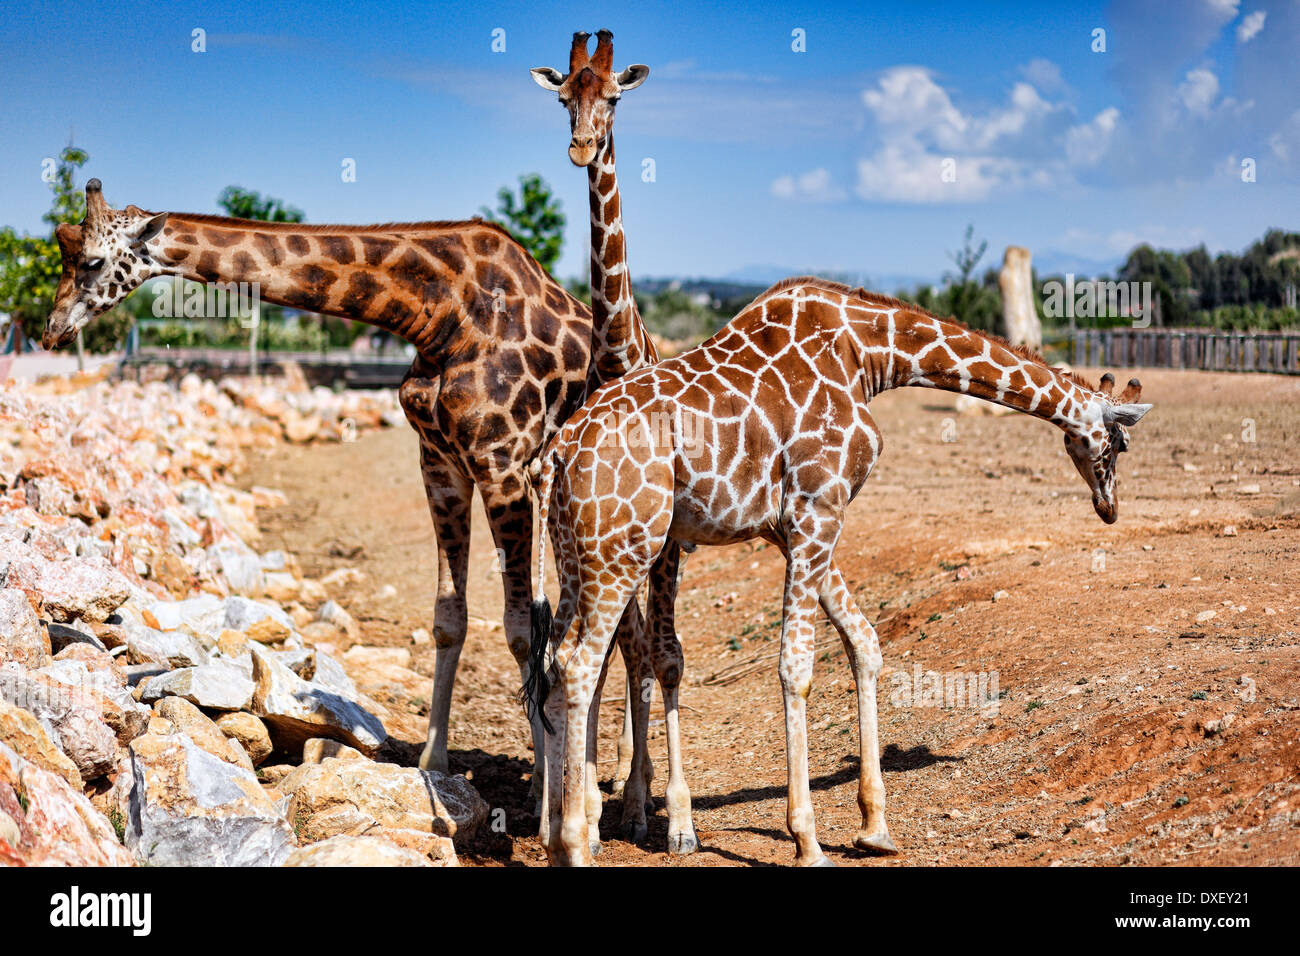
[528,277,1153,866]
[42,178,605,789]
[531,30,695,851]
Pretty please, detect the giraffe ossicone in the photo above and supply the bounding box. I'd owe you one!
[531,29,697,855]
[530,276,1154,866]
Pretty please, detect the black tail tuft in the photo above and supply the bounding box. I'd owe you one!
[520,598,554,734]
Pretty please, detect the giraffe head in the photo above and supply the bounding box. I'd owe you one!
[42,179,168,350]
[1064,374,1153,524]
[531,29,648,167]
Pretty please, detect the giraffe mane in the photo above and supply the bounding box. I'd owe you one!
[753,275,1098,393]
[163,212,519,241]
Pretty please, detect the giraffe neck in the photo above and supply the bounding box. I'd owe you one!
[587,134,655,380]
[147,214,487,356]
[875,311,1097,430]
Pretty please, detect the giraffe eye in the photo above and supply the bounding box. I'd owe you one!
[85,258,104,271]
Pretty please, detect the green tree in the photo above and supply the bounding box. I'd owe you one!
[0,146,91,347]
[941,224,992,329]
[216,186,305,223]
[481,173,565,274]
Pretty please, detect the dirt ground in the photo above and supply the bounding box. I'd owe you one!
[244,367,1300,866]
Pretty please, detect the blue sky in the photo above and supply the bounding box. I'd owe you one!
[1,0,1296,285]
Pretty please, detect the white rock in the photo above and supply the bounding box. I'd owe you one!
[124,732,295,866]
[139,660,255,712]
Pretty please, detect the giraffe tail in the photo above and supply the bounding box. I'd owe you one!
[520,450,558,734]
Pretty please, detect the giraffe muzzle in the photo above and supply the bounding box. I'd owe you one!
[568,136,598,166]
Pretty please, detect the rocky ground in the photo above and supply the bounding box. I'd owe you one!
[0,367,486,867]
[247,367,1299,867]
[2,365,1296,868]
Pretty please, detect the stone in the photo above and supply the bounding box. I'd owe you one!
[154,697,254,771]
[216,629,249,658]
[0,588,51,669]
[263,571,302,603]
[125,626,209,669]
[280,757,488,847]
[282,833,433,867]
[33,560,131,624]
[40,659,150,745]
[302,738,365,764]
[139,660,255,712]
[214,712,273,766]
[145,594,227,639]
[0,741,133,866]
[314,600,360,641]
[0,698,82,788]
[53,642,127,686]
[210,542,266,597]
[123,732,296,866]
[321,567,366,591]
[249,646,386,757]
[223,596,294,644]
[45,621,107,655]
[0,668,117,779]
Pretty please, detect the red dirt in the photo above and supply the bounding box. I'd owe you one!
[244,367,1300,866]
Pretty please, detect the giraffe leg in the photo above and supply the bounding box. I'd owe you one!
[481,481,546,803]
[415,449,473,775]
[556,578,645,867]
[612,671,634,798]
[778,513,840,867]
[819,564,897,855]
[585,640,623,855]
[646,541,696,854]
[614,602,650,843]
[540,495,579,845]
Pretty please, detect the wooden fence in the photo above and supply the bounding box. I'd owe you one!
[1069,328,1300,375]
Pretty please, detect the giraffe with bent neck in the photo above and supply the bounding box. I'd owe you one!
[42,178,610,791]
[529,277,1153,866]
[532,30,696,852]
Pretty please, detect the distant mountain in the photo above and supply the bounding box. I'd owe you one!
[1031,250,1123,279]
[717,264,936,294]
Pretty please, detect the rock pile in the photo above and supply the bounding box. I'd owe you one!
[0,371,484,868]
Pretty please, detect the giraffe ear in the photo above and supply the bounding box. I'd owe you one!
[1103,403,1152,427]
[127,212,168,244]
[531,67,565,91]
[616,64,649,90]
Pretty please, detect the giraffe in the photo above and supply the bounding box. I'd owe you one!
[527,276,1153,866]
[41,178,604,791]
[530,29,694,851]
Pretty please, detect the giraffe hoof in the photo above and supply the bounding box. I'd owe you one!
[611,778,627,797]
[853,830,900,856]
[589,841,603,858]
[804,855,836,868]
[667,830,699,856]
[621,821,649,844]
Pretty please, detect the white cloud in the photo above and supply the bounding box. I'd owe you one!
[770,168,846,202]
[1065,108,1120,167]
[1021,58,1066,95]
[1177,67,1221,115]
[850,66,1120,203]
[1236,10,1267,42]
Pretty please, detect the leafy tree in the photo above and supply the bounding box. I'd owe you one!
[481,174,565,274]
[216,186,305,223]
[942,223,990,328]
